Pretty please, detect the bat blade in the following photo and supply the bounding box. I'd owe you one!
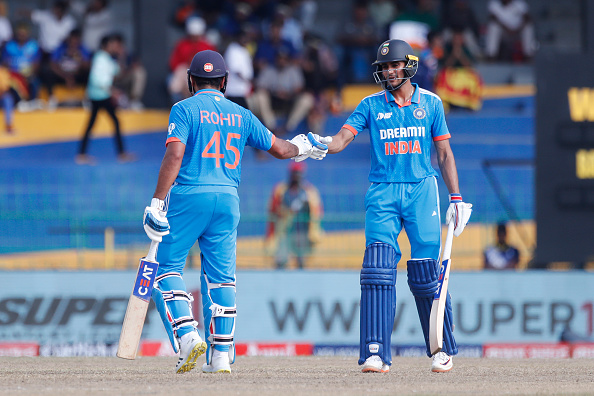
[429,222,455,356]
[117,251,159,360]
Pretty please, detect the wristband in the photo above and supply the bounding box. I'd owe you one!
[449,193,462,203]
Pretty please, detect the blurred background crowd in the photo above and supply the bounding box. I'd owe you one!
[0,0,549,132]
[0,0,587,271]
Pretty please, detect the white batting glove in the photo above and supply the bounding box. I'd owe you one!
[288,134,313,162]
[307,132,333,160]
[445,194,472,237]
[143,198,170,242]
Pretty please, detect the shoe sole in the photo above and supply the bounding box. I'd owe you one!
[431,366,452,373]
[176,341,207,374]
[362,367,389,373]
[203,368,232,374]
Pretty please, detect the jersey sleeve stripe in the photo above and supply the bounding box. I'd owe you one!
[166,136,182,146]
[433,133,451,142]
[343,124,359,136]
[270,134,276,149]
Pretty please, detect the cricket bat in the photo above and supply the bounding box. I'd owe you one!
[117,240,159,360]
[429,221,455,355]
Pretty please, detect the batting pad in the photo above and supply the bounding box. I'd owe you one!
[359,243,397,366]
[201,271,237,365]
[407,259,458,357]
[152,272,197,353]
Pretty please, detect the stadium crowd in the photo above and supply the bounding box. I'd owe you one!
[0,0,537,135]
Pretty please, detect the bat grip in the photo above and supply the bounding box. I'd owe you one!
[146,240,159,262]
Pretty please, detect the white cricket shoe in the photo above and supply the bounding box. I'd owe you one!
[202,350,232,374]
[431,351,453,372]
[361,355,390,373]
[175,331,207,374]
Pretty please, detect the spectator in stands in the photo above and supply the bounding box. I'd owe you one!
[368,0,398,37]
[168,16,216,103]
[441,0,482,59]
[254,19,298,74]
[484,222,520,270]
[301,31,340,133]
[434,28,483,111]
[275,3,304,53]
[28,1,76,56]
[74,0,113,53]
[485,0,536,62]
[42,28,90,110]
[335,1,378,84]
[251,49,314,136]
[223,25,255,109]
[0,1,12,48]
[412,30,443,91]
[389,0,440,50]
[1,23,41,111]
[113,40,147,111]
[266,161,323,270]
[77,34,135,165]
[0,66,15,133]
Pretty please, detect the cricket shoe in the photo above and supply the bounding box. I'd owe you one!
[361,355,390,373]
[202,350,232,374]
[431,351,453,372]
[175,332,207,374]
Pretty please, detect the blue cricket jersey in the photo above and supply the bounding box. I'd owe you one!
[166,89,275,187]
[343,83,450,183]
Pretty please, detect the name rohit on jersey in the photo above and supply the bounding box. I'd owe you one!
[200,111,243,127]
[379,126,425,155]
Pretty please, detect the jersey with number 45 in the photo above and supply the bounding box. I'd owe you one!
[166,89,275,187]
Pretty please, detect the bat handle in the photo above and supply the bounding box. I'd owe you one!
[146,240,159,262]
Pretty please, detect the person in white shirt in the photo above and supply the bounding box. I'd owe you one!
[485,0,536,61]
[30,1,76,55]
[0,1,13,47]
[223,27,254,109]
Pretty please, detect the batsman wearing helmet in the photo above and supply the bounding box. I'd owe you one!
[143,50,317,374]
[306,39,472,372]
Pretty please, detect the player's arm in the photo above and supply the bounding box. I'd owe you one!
[326,127,355,154]
[434,138,472,237]
[434,139,459,195]
[143,141,185,243]
[153,141,185,199]
[268,134,312,160]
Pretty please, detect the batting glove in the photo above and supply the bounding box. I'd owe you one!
[143,198,170,242]
[288,133,313,162]
[307,132,333,160]
[445,194,473,237]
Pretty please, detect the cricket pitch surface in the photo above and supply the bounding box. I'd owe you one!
[1,356,593,395]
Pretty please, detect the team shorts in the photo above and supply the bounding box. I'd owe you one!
[156,184,239,284]
[364,176,441,263]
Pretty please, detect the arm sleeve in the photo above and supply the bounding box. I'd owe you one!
[245,110,275,151]
[431,98,451,141]
[166,103,191,146]
[343,99,370,137]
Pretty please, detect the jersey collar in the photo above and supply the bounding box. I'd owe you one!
[384,83,420,106]
[194,89,224,97]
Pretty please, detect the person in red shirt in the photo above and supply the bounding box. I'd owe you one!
[167,16,216,103]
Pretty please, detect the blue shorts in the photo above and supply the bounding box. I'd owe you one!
[157,184,239,284]
[364,176,441,263]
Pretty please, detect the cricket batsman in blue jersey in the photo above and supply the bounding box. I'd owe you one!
[142,50,318,374]
[307,39,473,373]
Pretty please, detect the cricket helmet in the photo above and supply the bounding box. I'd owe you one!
[372,39,418,91]
[187,50,229,94]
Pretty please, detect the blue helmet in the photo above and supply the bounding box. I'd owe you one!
[372,39,418,91]
[187,50,229,94]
